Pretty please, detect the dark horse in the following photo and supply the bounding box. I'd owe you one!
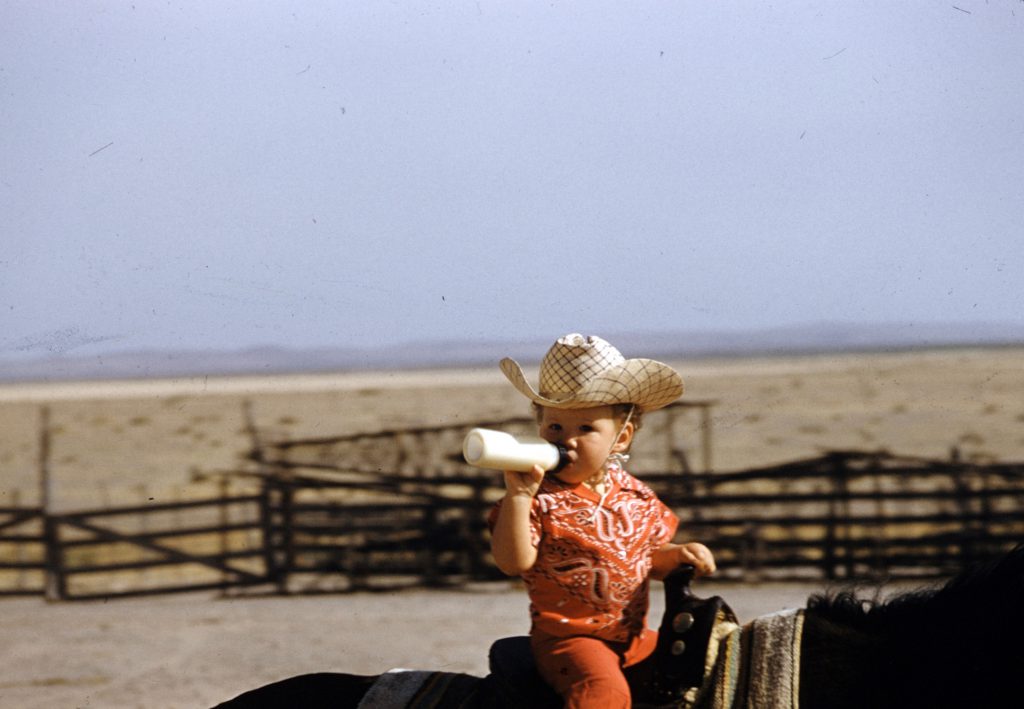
[214,544,1024,708]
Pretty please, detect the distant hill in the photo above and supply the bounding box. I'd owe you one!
[2,321,1023,383]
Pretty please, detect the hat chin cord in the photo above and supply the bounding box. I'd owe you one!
[588,405,635,522]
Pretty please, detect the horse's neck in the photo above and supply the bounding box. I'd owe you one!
[799,613,892,709]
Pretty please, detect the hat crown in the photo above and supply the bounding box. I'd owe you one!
[538,334,624,398]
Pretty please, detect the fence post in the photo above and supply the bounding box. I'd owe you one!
[218,476,230,596]
[976,465,994,559]
[12,490,25,590]
[868,456,887,579]
[823,453,851,581]
[38,406,64,601]
[740,522,763,582]
[700,404,714,473]
[278,483,295,594]
[258,479,278,589]
[422,505,439,586]
[43,515,65,601]
[242,399,264,467]
[950,461,987,569]
[38,406,52,512]
[247,400,284,593]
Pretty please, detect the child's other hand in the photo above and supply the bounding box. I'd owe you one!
[652,542,716,579]
[503,464,544,499]
[677,542,716,577]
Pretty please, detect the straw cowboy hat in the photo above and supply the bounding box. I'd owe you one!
[500,333,684,411]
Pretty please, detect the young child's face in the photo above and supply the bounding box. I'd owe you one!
[537,405,633,484]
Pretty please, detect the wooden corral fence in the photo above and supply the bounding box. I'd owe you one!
[45,494,268,600]
[2,407,1023,598]
[261,472,501,593]
[255,401,719,477]
[647,451,1024,581]
[247,401,713,593]
[255,450,1024,591]
[0,492,269,601]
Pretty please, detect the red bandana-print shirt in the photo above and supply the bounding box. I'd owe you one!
[489,462,678,643]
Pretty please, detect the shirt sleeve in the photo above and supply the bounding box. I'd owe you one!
[651,497,679,549]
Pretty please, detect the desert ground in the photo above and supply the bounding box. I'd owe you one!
[2,347,1023,511]
[0,577,931,709]
[1,347,1022,707]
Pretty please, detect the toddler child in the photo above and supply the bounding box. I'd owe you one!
[489,333,715,708]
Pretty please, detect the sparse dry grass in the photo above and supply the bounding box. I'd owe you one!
[1,348,1022,510]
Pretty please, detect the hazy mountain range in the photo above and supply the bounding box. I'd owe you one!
[2,321,1023,383]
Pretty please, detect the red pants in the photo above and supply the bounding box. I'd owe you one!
[531,630,658,708]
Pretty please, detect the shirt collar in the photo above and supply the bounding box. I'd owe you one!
[540,465,636,501]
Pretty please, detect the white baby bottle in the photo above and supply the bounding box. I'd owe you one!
[462,428,569,473]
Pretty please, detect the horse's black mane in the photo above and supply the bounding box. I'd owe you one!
[806,542,1024,632]
[801,544,1024,708]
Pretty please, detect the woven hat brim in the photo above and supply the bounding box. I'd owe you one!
[500,357,684,411]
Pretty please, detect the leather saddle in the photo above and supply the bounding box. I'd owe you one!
[488,565,737,708]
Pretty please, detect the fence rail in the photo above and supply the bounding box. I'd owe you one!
[0,496,270,600]
[2,449,1023,599]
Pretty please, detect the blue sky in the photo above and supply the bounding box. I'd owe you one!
[2,1,1022,360]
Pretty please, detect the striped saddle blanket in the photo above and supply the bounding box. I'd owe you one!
[696,608,805,709]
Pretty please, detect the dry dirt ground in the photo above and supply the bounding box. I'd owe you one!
[0,348,1020,707]
[2,347,1023,510]
[0,577,928,709]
